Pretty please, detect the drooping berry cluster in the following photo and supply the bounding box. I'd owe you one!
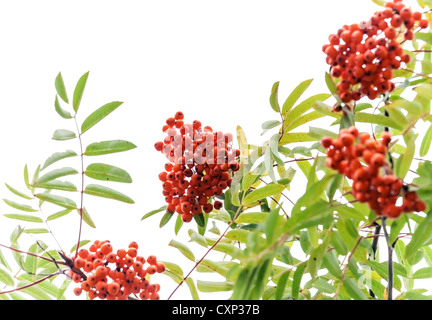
[70,240,165,300]
[322,127,426,218]
[323,0,429,104]
[154,111,240,223]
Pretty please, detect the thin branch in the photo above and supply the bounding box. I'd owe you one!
[0,273,59,295]
[73,115,85,259]
[167,193,246,300]
[381,217,395,301]
[0,243,67,266]
[334,235,364,300]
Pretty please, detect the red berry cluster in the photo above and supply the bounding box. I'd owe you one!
[154,111,240,223]
[70,240,165,300]
[322,127,426,218]
[323,0,429,104]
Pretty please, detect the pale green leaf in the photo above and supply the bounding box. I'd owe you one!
[84,184,134,204]
[81,101,123,134]
[52,129,76,141]
[84,140,137,156]
[73,71,89,113]
[41,150,77,171]
[55,72,69,103]
[85,163,132,183]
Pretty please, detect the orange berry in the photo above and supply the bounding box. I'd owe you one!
[100,242,113,255]
[88,290,98,300]
[107,282,120,296]
[147,265,157,275]
[117,249,127,259]
[133,261,143,272]
[127,247,138,258]
[150,292,160,300]
[95,266,109,279]
[370,153,385,167]
[147,255,157,265]
[74,257,85,269]
[156,262,166,273]
[96,281,108,293]
[78,248,89,259]
[73,287,82,296]
[139,290,150,300]
[129,241,139,249]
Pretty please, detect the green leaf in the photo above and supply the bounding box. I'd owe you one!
[395,129,415,180]
[284,111,325,133]
[242,183,286,206]
[197,280,234,293]
[389,217,407,245]
[85,163,132,183]
[0,266,14,287]
[308,126,338,140]
[261,120,281,135]
[141,205,167,221]
[3,214,43,223]
[343,276,368,300]
[5,183,33,200]
[24,165,30,190]
[17,281,53,300]
[225,229,251,243]
[168,240,195,262]
[292,263,306,300]
[236,125,249,158]
[159,212,174,228]
[54,72,69,103]
[282,79,313,116]
[323,251,342,278]
[84,140,137,156]
[412,267,432,279]
[355,112,403,130]
[73,71,89,113]
[185,278,200,300]
[264,207,282,245]
[415,32,432,45]
[34,193,77,209]
[284,93,331,126]
[235,212,268,224]
[405,210,432,260]
[291,173,335,216]
[3,199,37,212]
[306,231,331,280]
[23,228,49,234]
[35,167,78,185]
[334,205,366,221]
[420,123,432,157]
[285,200,333,234]
[55,72,69,103]
[81,101,123,134]
[404,290,432,300]
[84,184,134,204]
[52,129,76,141]
[34,180,78,192]
[46,208,73,221]
[275,271,290,300]
[41,150,77,171]
[325,72,337,94]
[278,132,316,146]
[54,96,72,119]
[79,207,96,228]
[269,81,281,113]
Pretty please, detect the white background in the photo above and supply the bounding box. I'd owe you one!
[0,0,424,300]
